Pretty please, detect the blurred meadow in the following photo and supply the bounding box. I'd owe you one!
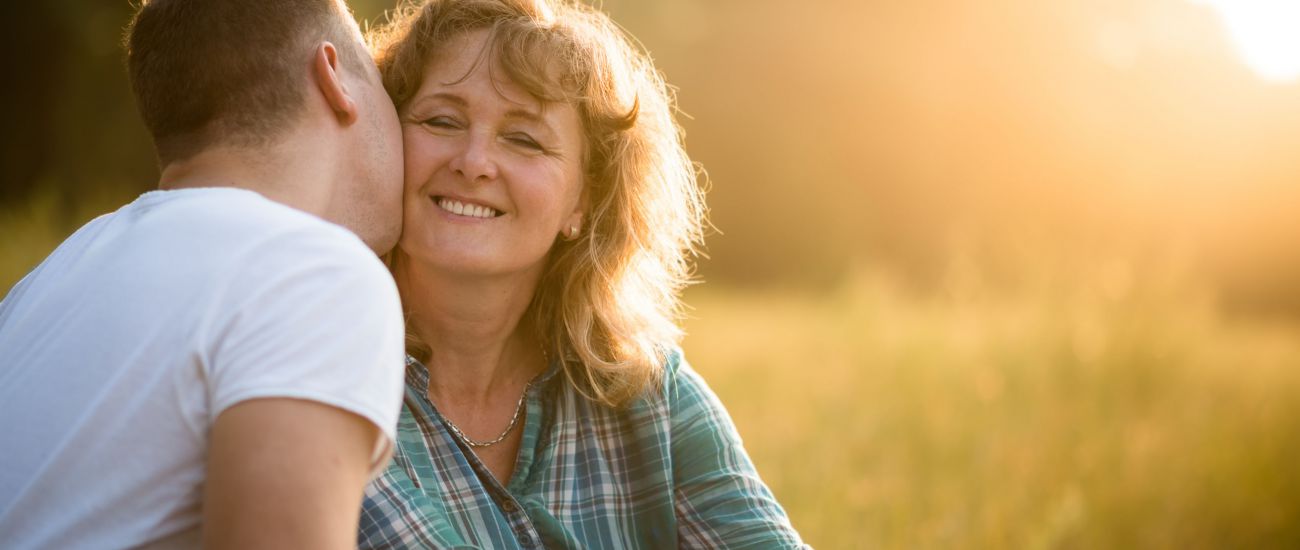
[3,0,1299,547]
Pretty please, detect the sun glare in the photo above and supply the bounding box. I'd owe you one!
[1196,0,1300,82]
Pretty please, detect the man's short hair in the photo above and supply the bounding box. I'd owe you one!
[126,0,369,163]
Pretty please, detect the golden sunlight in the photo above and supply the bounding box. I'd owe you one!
[1196,0,1300,82]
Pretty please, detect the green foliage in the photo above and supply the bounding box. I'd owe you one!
[683,270,1300,548]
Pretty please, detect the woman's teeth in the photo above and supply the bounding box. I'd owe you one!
[437,198,499,219]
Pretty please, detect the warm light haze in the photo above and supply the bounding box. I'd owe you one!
[1197,0,1300,82]
[4,0,1299,547]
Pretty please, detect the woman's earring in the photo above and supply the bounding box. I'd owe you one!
[566,223,581,240]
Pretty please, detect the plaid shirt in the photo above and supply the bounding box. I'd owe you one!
[358,348,807,549]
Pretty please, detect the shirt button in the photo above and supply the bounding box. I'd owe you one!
[500,500,517,513]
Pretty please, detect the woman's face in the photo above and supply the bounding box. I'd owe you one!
[397,30,586,279]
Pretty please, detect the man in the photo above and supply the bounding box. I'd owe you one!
[0,1,406,547]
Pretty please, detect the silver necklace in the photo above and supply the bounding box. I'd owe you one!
[419,345,547,448]
[442,387,528,448]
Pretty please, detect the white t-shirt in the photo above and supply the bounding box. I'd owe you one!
[0,188,406,548]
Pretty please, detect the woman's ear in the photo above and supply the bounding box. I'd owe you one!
[312,41,359,125]
[561,185,591,241]
[561,214,583,241]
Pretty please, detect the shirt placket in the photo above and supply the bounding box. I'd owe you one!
[491,487,545,549]
[408,355,559,549]
[444,412,546,549]
[470,380,551,549]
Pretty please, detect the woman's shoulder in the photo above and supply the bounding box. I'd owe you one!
[559,345,729,435]
[645,345,747,452]
[641,346,732,427]
[657,345,708,403]
[644,344,687,405]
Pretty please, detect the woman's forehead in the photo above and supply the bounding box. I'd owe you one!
[423,71,530,109]
[422,28,576,103]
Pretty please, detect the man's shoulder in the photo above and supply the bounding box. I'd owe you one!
[141,187,377,269]
[107,187,396,317]
[150,188,357,242]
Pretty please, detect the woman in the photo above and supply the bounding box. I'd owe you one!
[359,0,806,547]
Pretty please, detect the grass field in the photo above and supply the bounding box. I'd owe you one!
[683,270,1300,548]
[5,195,1298,548]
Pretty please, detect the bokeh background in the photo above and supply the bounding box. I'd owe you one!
[3,0,1298,547]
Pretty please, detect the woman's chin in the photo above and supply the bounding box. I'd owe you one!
[398,248,539,279]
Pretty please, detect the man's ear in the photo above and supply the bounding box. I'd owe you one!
[312,42,359,126]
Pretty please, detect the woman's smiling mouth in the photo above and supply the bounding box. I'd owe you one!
[434,196,502,219]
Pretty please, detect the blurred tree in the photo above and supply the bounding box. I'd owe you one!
[0,2,67,201]
[2,0,1298,315]
[0,0,154,206]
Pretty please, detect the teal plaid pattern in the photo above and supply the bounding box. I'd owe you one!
[358,348,807,549]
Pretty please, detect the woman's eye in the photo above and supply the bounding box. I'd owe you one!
[506,134,544,151]
[421,116,460,129]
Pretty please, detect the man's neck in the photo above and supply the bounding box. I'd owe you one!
[158,141,332,218]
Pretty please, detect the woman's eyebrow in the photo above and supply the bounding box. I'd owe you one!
[505,108,543,124]
[504,108,558,134]
[409,92,468,111]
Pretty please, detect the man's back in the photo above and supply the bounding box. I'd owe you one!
[0,187,405,548]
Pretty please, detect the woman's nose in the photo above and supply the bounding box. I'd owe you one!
[448,132,498,183]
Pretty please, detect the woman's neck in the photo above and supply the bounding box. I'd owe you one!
[393,254,548,408]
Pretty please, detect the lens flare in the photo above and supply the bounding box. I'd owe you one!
[1196,0,1300,82]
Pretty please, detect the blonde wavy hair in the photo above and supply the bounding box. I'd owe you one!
[371,0,707,408]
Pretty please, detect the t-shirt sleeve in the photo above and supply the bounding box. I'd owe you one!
[202,229,406,478]
[666,350,809,549]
